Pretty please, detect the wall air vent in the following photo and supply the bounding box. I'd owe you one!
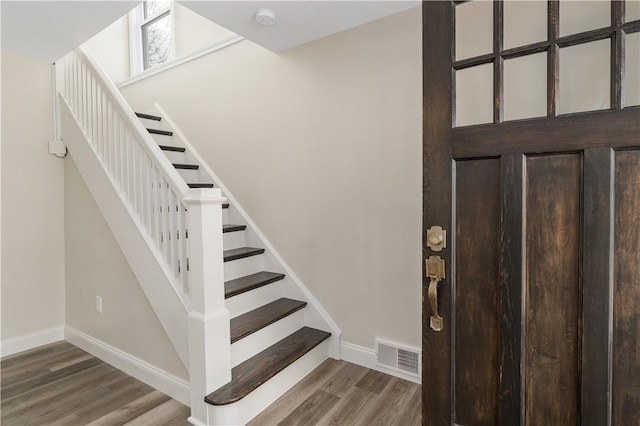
[375,339,421,378]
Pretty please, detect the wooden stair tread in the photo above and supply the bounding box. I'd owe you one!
[230,298,306,343]
[205,327,331,406]
[159,145,185,152]
[188,183,214,188]
[225,271,285,299]
[224,247,264,262]
[135,112,161,121]
[223,224,247,233]
[222,203,229,209]
[173,163,199,170]
[147,128,173,136]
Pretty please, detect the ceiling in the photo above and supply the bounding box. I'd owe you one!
[1,1,141,63]
[179,1,420,52]
[1,1,419,63]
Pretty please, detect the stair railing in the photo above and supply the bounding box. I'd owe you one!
[56,47,232,422]
[59,48,196,298]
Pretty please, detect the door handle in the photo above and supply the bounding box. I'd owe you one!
[426,256,445,331]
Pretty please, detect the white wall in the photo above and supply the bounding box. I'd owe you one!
[121,8,423,350]
[83,16,131,85]
[64,157,188,380]
[1,51,66,340]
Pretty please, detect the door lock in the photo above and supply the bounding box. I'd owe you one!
[427,226,446,252]
[426,255,445,331]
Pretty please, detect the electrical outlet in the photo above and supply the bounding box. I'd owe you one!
[96,296,103,314]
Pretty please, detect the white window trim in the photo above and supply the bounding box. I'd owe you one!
[128,1,176,76]
[118,34,244,89]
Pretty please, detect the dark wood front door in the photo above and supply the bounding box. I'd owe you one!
[422,1,640,425]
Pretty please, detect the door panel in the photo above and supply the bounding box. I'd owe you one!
[454,159,500,426]
[613,150,640,425]
[423,1,640,425]
[525,154,581,425]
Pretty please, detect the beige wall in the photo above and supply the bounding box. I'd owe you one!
[121,8,423,350]
[64,157,188,380]
[1,51,66,340]
[174,5,236,56]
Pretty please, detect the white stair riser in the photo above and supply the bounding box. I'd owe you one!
[150,133,174,144]
[223,230,245,251]
[161,150,187,164]
[176,168,199,182]
[204,340,329,425]
[225,280,284,318]
[138,117,166,129]
[222,209,229,225]
[224,255,264,281]
[231,309,305,367]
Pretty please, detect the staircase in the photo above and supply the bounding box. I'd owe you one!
[137,112,333,422]
[55,47,340,425]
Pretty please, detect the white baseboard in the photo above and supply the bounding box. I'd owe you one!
[0,326,65,357]
[64,326,190,406]
[341,341,421,385]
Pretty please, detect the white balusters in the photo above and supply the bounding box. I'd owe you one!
[55,48,216,307]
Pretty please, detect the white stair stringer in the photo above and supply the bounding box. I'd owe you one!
[60,98,190,368]
[150,103,342,359]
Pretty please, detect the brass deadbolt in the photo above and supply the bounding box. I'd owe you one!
[427,226,446,252]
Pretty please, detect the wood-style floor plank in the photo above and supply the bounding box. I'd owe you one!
[318,361,369,398]
[277,390,340,426]
[248,358,343,426]
[359,377,420,426]
[1,342,83,378]
[394,384,422,426]
[1,342,189,426]
[123,399,191,426]
[249,358,421,426]
[1,341,76,368]
[1,357,103,400]
[317,386,379,426]
[86,390,171,425]
[2,364,119,418]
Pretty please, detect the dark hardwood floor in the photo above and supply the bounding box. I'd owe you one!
[1,342,421,425]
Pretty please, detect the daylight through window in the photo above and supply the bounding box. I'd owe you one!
[140,0,172,70]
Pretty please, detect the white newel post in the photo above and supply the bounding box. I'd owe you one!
[184,188,231,426]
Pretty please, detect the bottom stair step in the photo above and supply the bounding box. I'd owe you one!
[205,327,331,406]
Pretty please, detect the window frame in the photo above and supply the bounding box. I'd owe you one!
[129,0,176,75]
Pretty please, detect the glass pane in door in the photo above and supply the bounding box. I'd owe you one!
[504,53,547,121]
[456,64,494,126]
[559,39,610,114]
[626,32,640,107]
[455,1,493,60]
[626,0,640,22]
[560,0,610,36]
[504,0,548,50]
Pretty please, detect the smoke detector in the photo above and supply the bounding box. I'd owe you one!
[255,8,276,26]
